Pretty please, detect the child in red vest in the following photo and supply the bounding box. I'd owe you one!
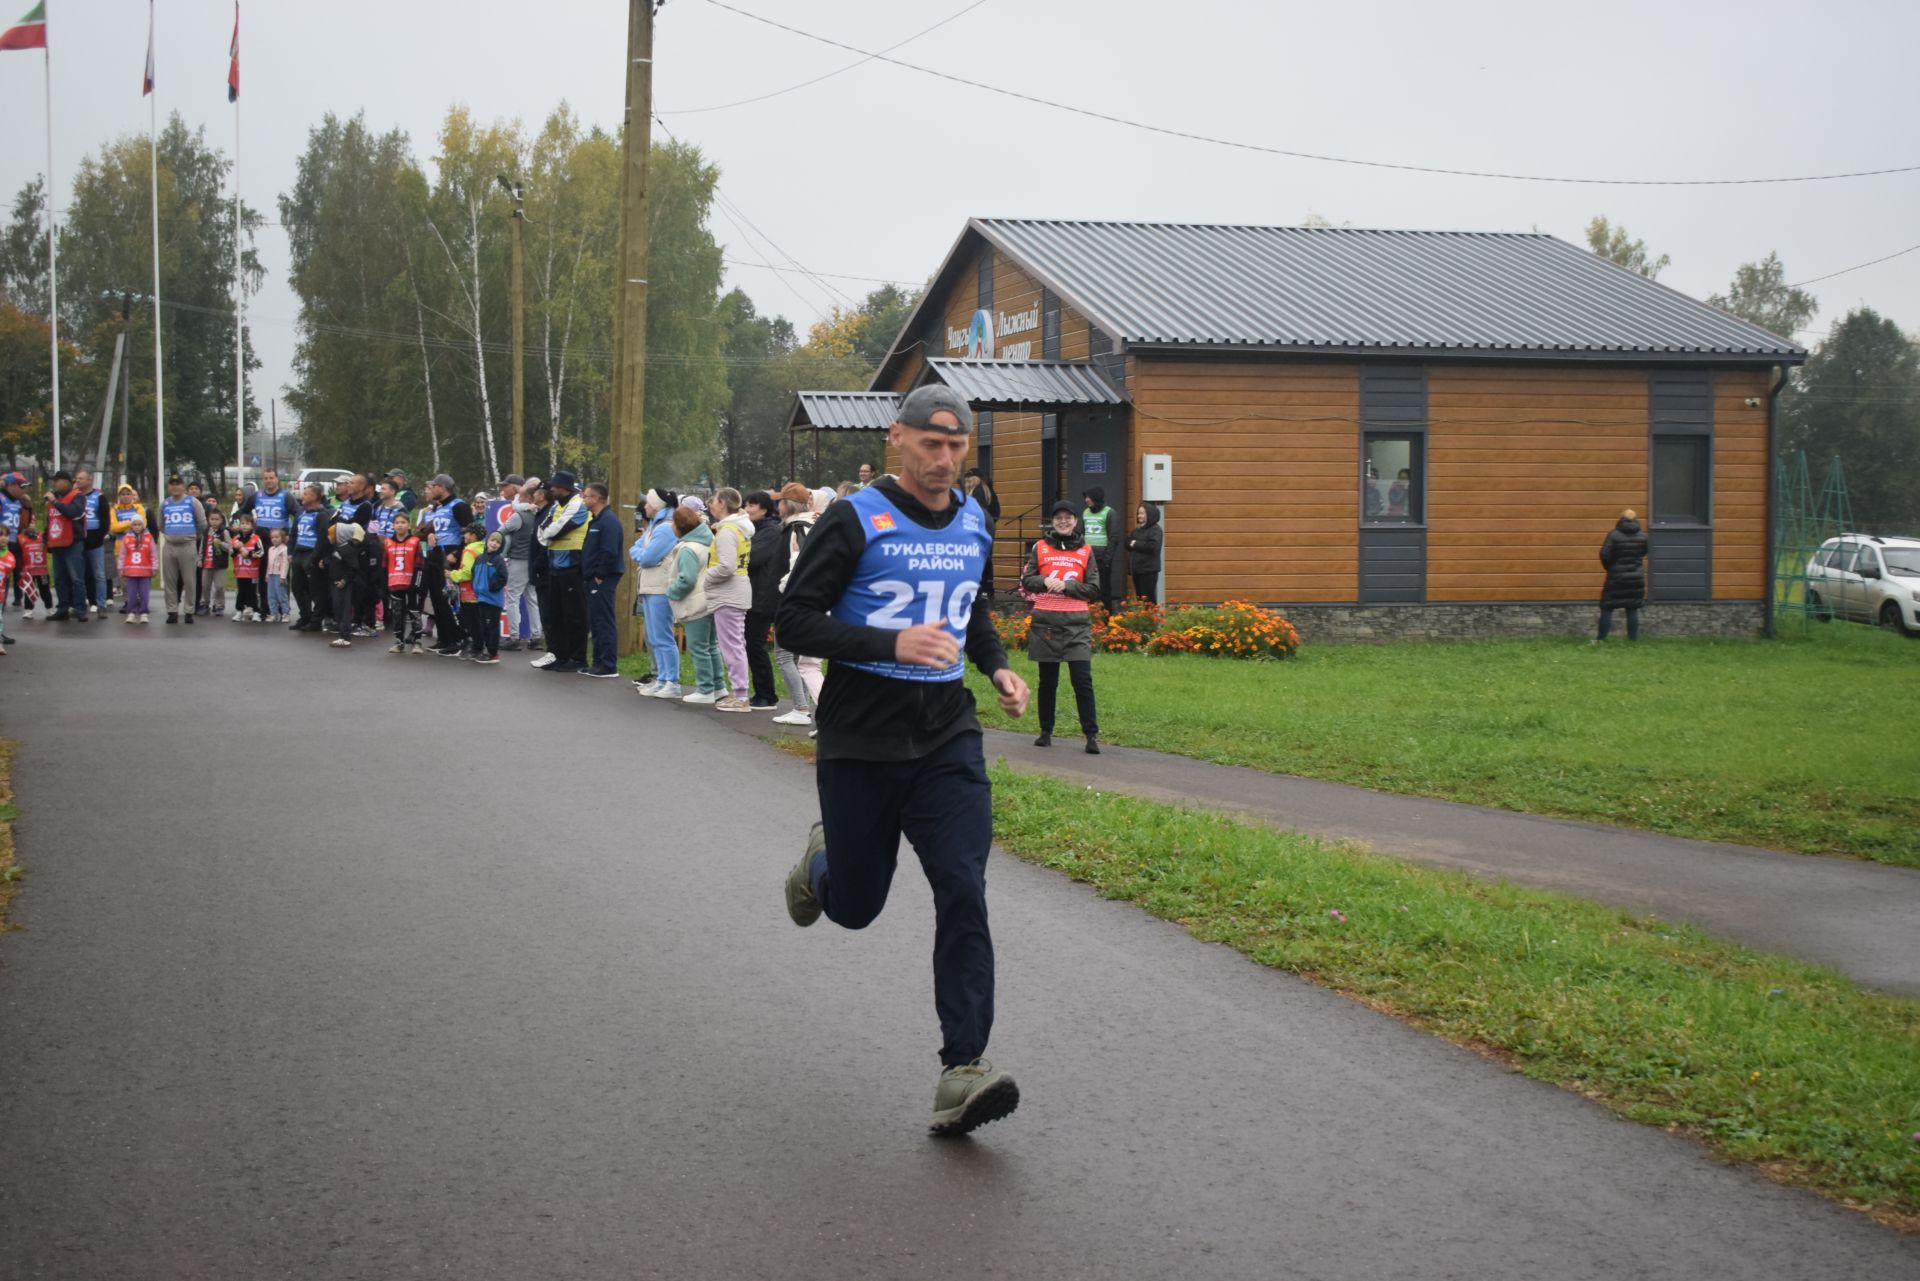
[18,525,48,620]
[117,517,156,623]
[384,511,426,653]
[229,514,264,622]
[197,507,231,616]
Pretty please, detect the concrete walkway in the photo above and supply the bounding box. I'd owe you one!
[973,729,1920,996]
[2,623,1915,1277]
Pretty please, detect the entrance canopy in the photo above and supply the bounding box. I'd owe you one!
[920,358,1125,411]
[786,360,1128,480]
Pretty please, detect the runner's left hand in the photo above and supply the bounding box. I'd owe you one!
[991,667,1030,718]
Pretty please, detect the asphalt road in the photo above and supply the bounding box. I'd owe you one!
[2,620,1915,1279]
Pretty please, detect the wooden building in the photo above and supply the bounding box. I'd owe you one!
[789,220,1806,639]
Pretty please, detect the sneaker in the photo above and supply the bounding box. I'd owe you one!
[474,655,500,665]
[748,698,780,711]
[91,603,102,615]
[139,614,150,624]
[351,626,376,638]
[580,667,620,679]
[681,690,722,705]
[631,677,657,691]
[321,620,337,633]
[715,696,753,713]
[125,614,138,625]
[195,605,209,616]
[183,612,194,625]
[1033,733,1052,748]
[434,646,464,658]
[785,823,826,927]
[50,611,70,622]
[500,639,523,652]
[388,642,406,654]
[165,613,177,625]
[544,661,584,674]
[527,636,546,651]
[330,638,352,648]
[771,709,813,727]
[530,651,558,669]
[929,1059,1020,1136]
[1085,737,1101,755]
[646,682,683,699]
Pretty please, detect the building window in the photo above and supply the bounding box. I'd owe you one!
[1363,433,1423,524]
[1651,434,1710,525]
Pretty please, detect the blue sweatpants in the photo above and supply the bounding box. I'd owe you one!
[641,593,678,682]
[812,730,995,1067]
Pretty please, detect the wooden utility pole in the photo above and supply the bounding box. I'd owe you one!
[609,0,653,653]
[503,176,527,477]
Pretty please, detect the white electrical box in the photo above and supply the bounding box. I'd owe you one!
[1142,453,1173,502]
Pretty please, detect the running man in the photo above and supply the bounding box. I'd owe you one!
[774,384,1031,1136]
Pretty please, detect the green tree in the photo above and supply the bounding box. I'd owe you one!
[525,105,619,475]
[57,115,263,488]
[0,300,55,464]
[0,177,49,314]
[716,288,797,487]
[1585,216,1669,279]
[1782,307,1920,533]
[1708,251,1817,341]
[637,138,728,487]
[279,112,431,477]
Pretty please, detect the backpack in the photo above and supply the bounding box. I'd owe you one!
[777,518,815,594]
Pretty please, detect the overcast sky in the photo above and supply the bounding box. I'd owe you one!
[4,0,1917,425]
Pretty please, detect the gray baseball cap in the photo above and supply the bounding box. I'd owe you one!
[896,384,973,434]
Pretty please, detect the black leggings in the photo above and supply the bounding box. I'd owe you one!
[1131,570,1158,603]
[1036,660,1098,737]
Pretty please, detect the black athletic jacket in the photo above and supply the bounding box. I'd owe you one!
[775,476,1009,763]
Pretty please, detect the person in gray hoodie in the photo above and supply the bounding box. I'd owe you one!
[493,474,544,651]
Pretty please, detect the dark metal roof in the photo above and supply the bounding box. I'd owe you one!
[789,390,900,432]
[969,220,1806,361]
[923,358,1126,409]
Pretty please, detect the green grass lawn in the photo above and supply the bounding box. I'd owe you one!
[990,767,1920,1223]
[968,626,1920,865]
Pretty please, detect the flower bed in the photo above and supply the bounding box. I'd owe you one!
[995,597,1301,660]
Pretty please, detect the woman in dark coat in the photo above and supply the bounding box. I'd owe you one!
[1022,501,1101,753]
[1126,503,1162,602]
[1597,508,1649,641]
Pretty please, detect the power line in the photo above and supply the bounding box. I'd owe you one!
[702,0,1920,187]
[660,0,986,114]
[1790,241,1920,288]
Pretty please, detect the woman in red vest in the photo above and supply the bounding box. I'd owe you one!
[1021,500,1101,753]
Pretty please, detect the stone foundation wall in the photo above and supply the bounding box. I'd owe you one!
[1265,601,1767,645]
[986,597,1767,643]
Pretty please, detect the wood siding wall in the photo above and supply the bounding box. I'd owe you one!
[1425,366,1650,602]
[1128,355,1361,603]
[1713,368,1770,600]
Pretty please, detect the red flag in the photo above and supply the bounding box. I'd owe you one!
[0,3,47,52]
[227,4,238,102]
[142,0,154,95]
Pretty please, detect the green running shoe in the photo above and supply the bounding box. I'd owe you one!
[929,1058,1020,1136]
[785,822,826,927]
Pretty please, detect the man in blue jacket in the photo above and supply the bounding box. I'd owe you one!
[578,481,625,678]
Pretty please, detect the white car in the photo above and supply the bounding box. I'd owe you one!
[1805,534,1920,635]
[294,467,353,497]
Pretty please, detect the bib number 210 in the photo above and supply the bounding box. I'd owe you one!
[868,578,979,630]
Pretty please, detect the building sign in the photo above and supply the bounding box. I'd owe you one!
[946,305,1041,361]
[1082,451,1107,475]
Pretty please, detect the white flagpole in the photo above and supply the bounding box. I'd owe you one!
[43,38,59,472]
[148,2,164,502]
[232,37,243,496]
